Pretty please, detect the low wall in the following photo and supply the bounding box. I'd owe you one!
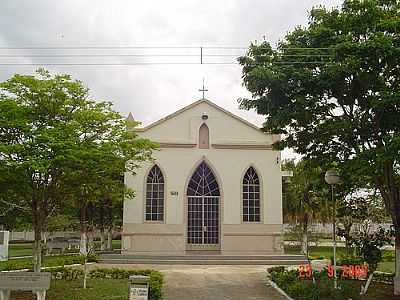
[9,230,121,242]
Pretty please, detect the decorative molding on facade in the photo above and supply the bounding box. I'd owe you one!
[159,142,197,148]
[223,232,282,236]
[133,99,266,133]
[211,143,272,150]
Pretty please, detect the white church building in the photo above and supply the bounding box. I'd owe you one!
[122,99,284,255]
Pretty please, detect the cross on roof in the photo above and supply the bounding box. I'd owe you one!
[198,78,208,99]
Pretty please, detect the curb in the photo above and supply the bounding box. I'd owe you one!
[268,279,294,300]
[0,262,96,273]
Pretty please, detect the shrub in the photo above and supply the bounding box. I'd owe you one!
[50,267,83,280]
[337,255,364,266]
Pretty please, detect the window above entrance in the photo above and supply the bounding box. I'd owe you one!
[199,123,209,149]
[187,161,219,196]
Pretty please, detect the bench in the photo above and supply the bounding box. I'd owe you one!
[47,237,80,254]
[0,272,50,300]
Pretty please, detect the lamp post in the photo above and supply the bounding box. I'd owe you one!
[325,169,340,289]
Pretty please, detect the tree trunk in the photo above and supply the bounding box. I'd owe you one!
[107,228,113,251]
[361,272,374,295]
[99,199,106,251]
[33,226,42,272]
[100,229,106,251]
[302,232,308,257]
[88,231,94,253]
[375,161,400,295]
[83,256,88,289]
[80,231,87,255]
[80,201,88,255]
[105,197,113,251]
[301,216,308,257]
[395,230,400,295]
[32,195,43,273]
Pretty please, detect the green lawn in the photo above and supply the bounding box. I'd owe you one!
[0,254,97,271]
[11,279,136,300]
[285,245,395,273]
[47,279,130,300]
[9,243,33,257]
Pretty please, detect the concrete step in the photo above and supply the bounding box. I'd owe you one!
[100,254,308,265]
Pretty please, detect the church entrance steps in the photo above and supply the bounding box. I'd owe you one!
[99,254,308,265]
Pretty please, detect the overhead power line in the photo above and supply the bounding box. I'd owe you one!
[0,45,334,66]
[0,62,333,66]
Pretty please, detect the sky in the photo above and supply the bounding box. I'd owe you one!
[0,0,343,159]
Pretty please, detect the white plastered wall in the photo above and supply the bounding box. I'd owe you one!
[122,100,283,254]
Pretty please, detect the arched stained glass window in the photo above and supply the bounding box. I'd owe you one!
[243,167,260,222]
[187,161,220,196]
[145,165,164,221]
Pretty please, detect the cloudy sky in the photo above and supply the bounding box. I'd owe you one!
[0,0,342,158]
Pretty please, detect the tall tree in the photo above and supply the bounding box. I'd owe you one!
[238,0,400,293]
[0,69,156,272]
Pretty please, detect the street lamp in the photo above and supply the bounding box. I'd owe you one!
[325,169,340,289]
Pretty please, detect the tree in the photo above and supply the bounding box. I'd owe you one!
[0,69,156,273]
[347,227,392,294]
[283,159,329,256]
[337,189,389,253]
[238,0,400,293]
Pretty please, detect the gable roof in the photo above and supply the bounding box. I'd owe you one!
[134,98,263,133]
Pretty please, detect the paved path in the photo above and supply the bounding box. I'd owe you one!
[94,264,287,300]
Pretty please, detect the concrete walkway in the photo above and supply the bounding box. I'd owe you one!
[94,264,288,300]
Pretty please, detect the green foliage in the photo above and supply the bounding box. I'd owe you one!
[240,0,400,289]
[0,254,98,271]
[347,227,393,272]
[283,159,330,224]
[51,267,84,280]
[0,69,157,269]
[337,255,364,266]
[269,266,391,299]
[88,268,163,300]
[48,268,163,300]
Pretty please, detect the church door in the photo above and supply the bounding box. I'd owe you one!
[186,161,220,251]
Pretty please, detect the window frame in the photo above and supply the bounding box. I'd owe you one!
[144,164,165,223]
[241,166,263,224]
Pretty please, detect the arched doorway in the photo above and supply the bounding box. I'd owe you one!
[186,161,220,250]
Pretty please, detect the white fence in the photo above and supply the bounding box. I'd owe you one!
[9,231,120,242]
[284,223,393,235]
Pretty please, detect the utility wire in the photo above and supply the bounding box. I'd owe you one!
[0,61,333,66]
[0,45,333,50]
[0,45,334,66]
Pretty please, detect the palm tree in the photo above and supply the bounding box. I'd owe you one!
[283,159,330,257]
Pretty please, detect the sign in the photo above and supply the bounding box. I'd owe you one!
[0,272,51,290]
[170,191,178,196]
[298,264,368,280]
[0,272,50,300]
[129,284,148,300]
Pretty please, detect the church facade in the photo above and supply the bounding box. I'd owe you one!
[122,99,284,255]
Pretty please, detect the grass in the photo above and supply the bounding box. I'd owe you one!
[9,243,33,257]
[294,279,398,300]
[11,279,133,300]
[47,279,130,300]
[0,254,95,271]
[269,267,399,300]
[285,245,395,273]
